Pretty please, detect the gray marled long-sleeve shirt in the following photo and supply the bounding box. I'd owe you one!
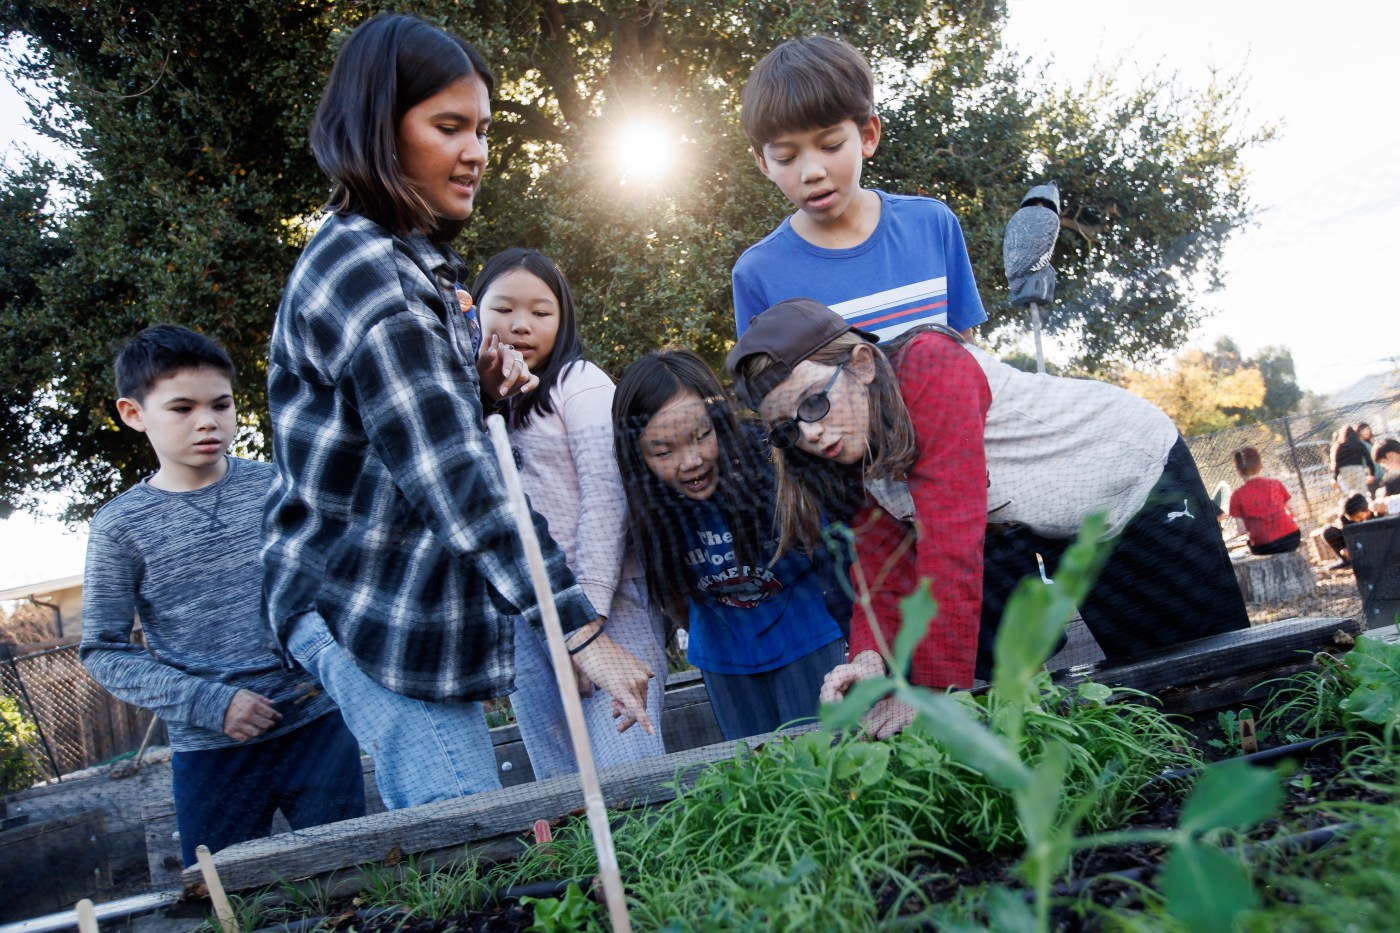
[81,456,337,751]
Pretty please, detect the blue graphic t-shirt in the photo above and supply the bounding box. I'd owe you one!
[682,498,844,675]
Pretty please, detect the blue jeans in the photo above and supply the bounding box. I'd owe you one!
[510,578,668,779]
[170,710,365,866]
[286,609,504,809]
[702,637,846,741]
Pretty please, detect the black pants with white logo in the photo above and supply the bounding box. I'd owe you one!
[975,437,1251,677]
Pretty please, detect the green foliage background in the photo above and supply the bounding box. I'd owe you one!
[0,692,41,793]
[0,0,1267,519]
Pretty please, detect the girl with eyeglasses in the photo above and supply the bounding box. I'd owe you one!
[729,298,1249,739]
[612,349,847,741]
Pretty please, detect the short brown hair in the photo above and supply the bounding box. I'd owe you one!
[741,36,875,150]
[1232,445,1262,477]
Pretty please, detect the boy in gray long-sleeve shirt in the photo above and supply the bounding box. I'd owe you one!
[81,325,364,865]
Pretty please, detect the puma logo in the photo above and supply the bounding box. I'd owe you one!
[1166,499,1194,522]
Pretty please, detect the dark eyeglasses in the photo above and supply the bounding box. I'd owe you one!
[768,361,846,449]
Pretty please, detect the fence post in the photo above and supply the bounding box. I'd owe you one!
[1,643,64,782]
[1281,418,1316,528]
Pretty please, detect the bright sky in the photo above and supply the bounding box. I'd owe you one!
[1002,0,1400,394]
[2,6,1398,586]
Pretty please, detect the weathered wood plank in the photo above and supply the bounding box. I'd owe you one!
[1055,616,1363,697]
[137,672,713,888]
[1154,659,1318,717]
[184,734,762,893]
[142,802,182,891]
[0,811,110,923]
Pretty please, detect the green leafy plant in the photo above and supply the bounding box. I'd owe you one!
[1337,636,1400,730]
[1257,636,1400,746]
[0,693,41,793]
[521,882,602,933]
[1207,708,1270,753]
[1256,651,1352,740]
[822,513,1280,933]
[822,514,1116,930]
[191,891,292,933]
[357,855,491,919]
[1237,773,1400,932]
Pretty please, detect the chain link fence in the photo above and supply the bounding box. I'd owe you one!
[1,641,160,783]
[1187,394,1400,531]
[1184,392,1400,625]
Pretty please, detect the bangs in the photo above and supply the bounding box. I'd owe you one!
[741,36,874,149]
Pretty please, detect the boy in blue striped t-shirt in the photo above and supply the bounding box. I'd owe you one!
[731,36,987,343]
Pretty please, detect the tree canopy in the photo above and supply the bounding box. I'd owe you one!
[0,0,1268,519]
[1119,337,1302,436]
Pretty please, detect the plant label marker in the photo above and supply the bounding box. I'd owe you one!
[75,898,98,933]
[195,844,240,933]
[486,415,634,933]
[1238,711,1258,754]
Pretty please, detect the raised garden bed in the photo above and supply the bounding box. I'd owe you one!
[145,602,1391,932]
[13,607,1391,933]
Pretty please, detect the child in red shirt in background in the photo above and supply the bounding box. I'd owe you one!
[1228,446,1301,555]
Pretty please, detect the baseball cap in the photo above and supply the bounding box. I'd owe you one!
[726,297,877,408]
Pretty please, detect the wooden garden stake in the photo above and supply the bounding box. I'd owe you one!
[486,416,634,933]
[1238,710,1258,754]
[75,898,99,933]
[195,844,240,933]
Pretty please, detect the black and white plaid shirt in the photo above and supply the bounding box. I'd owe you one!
[262,212,595,702]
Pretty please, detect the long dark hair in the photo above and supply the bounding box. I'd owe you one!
[1331,423,1359,473]
[612,349,774,618]
[310,13,495,241]
[470,248,584,429]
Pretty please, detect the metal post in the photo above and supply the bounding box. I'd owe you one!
[1,642,64,782]
[1281,418,1315,529]
[1029,302,1045,374]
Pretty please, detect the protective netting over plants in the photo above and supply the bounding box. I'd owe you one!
[23,331,1397,927]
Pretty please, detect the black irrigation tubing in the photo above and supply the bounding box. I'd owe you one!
[247,879,590,933]
[1050,822,1356,900]
[250,905,404,933]
[1152,733,1346,784]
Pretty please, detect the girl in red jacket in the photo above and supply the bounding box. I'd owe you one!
[1227,446,1301,555]
[727,298,1248,737]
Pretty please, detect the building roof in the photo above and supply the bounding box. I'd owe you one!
[0,573,85,603]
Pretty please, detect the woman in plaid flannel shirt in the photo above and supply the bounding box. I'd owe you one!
[263,13,654,808]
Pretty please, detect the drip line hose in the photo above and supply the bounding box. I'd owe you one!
[1051,822,1355,899]
[1153,733,1345,784]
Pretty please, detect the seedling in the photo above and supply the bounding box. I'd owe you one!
[522,882,601,933]
[1208,708,1271,753]
[823,513,1280,933]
